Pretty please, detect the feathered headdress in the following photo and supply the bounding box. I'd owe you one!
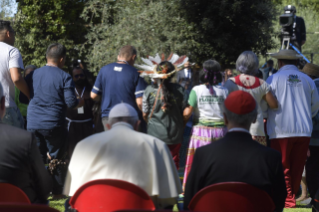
[135,53,189,79]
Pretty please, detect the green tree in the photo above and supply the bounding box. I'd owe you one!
[0,0,15,20]
[81,0,198,73]
[14,0,88,71]
[179,0,278,66]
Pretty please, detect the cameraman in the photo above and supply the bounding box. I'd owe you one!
[282,5,306,51]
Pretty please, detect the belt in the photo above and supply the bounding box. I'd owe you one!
[66,117,92,131]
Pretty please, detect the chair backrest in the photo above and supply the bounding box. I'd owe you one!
[0,204,59,212]
[69,179,155,212]
[188,182,275,212]
[0,183,30,204]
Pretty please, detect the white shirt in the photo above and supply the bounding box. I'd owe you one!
[184,68,191,79]
[0,42,24,108]
[64,122,182,209]
[266,65,319,139]
[190,84,228,124]
[224,76,270,136]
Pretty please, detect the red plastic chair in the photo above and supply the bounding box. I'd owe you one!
[0,183,30,204]
[0,204,59,212]
[69,179,155,212]
[188,182,275,212]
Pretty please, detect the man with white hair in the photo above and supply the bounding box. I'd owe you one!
[267,49,319,208]
[64,103,182,209]
[0,20,30,128]
[0,82,52,203]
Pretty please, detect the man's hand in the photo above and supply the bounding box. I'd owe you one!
[10,67,30,99]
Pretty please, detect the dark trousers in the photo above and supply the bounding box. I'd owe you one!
[28,127,68,194]
[306,146,319,200]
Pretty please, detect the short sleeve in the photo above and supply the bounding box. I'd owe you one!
[261,80,270,95]
[9,48,24,70]
[92,70,103,95]
[188,89,197,108]
[135,76,147,98]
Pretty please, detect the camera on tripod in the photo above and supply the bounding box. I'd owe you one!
[279,5,297,49]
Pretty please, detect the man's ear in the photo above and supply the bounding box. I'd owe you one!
[134,120,141,131]
[106,123,112,130]
[132,54,137,61]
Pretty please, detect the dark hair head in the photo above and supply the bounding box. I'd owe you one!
[267,60,274,66]
[153,61,176,111]
[118,45,137,60]
[46,43,66,62]
[200,60,222,85]
[156,61,176,80]
[0,20,11,32]
[279,59,298,65]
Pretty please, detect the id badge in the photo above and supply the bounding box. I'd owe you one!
[78,106,84,114]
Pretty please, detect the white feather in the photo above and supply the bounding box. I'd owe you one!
[135,64,154,71]
[169,54,179,64]
[153,53,161,64]
[177,57,189,67]
[141,58,154,67]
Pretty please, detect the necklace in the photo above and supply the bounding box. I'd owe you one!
[46,63,58,68]
[117,60,129,65]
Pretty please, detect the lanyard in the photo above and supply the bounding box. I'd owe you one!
[75,87,86,98]
[117,60,129,65]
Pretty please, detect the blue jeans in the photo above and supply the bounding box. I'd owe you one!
[3,107,24,129]
[28,127,68,194]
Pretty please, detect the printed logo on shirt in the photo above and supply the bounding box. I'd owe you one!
[199,96,224,104]
[114,67,122,72]
[287,74,301,84]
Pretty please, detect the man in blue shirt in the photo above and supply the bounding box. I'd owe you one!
[91,45,147,131]
[27,43,81,199]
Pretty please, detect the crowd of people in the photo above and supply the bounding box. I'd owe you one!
[1,18,319,212]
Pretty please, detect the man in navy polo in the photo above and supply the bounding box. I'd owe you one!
[91,45,147,131]
[27,43,82,199]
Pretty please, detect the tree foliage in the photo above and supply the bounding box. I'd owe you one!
[0,0,15,20]
[14,0,88,71]
[179,0,278,66]
[81,0,198,73]
[81,0,277,71]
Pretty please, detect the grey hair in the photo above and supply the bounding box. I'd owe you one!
[222,101,258,128]
[25,65,37,70]
[236,51,259,75]
[108,116,138,127]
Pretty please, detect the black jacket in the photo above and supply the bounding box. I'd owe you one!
[0,123,52,203]
[184,131,287,211]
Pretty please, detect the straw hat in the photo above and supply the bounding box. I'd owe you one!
[270,49,303,60]
[301,63,319,78]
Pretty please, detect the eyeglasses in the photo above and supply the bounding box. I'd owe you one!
[74,74,85,79]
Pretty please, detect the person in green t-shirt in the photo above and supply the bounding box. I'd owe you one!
[182,59,228,191]
[142,61,185,170]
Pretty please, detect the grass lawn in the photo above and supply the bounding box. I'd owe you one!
[48,197,312,212]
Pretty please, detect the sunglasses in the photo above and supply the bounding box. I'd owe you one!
[74,74,85,79]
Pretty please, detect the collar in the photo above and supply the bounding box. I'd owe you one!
[111,122,134,130]
[228,127,250,134]
[278,64,299,73]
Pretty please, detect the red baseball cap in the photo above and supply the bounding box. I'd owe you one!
[225,90,256,114]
